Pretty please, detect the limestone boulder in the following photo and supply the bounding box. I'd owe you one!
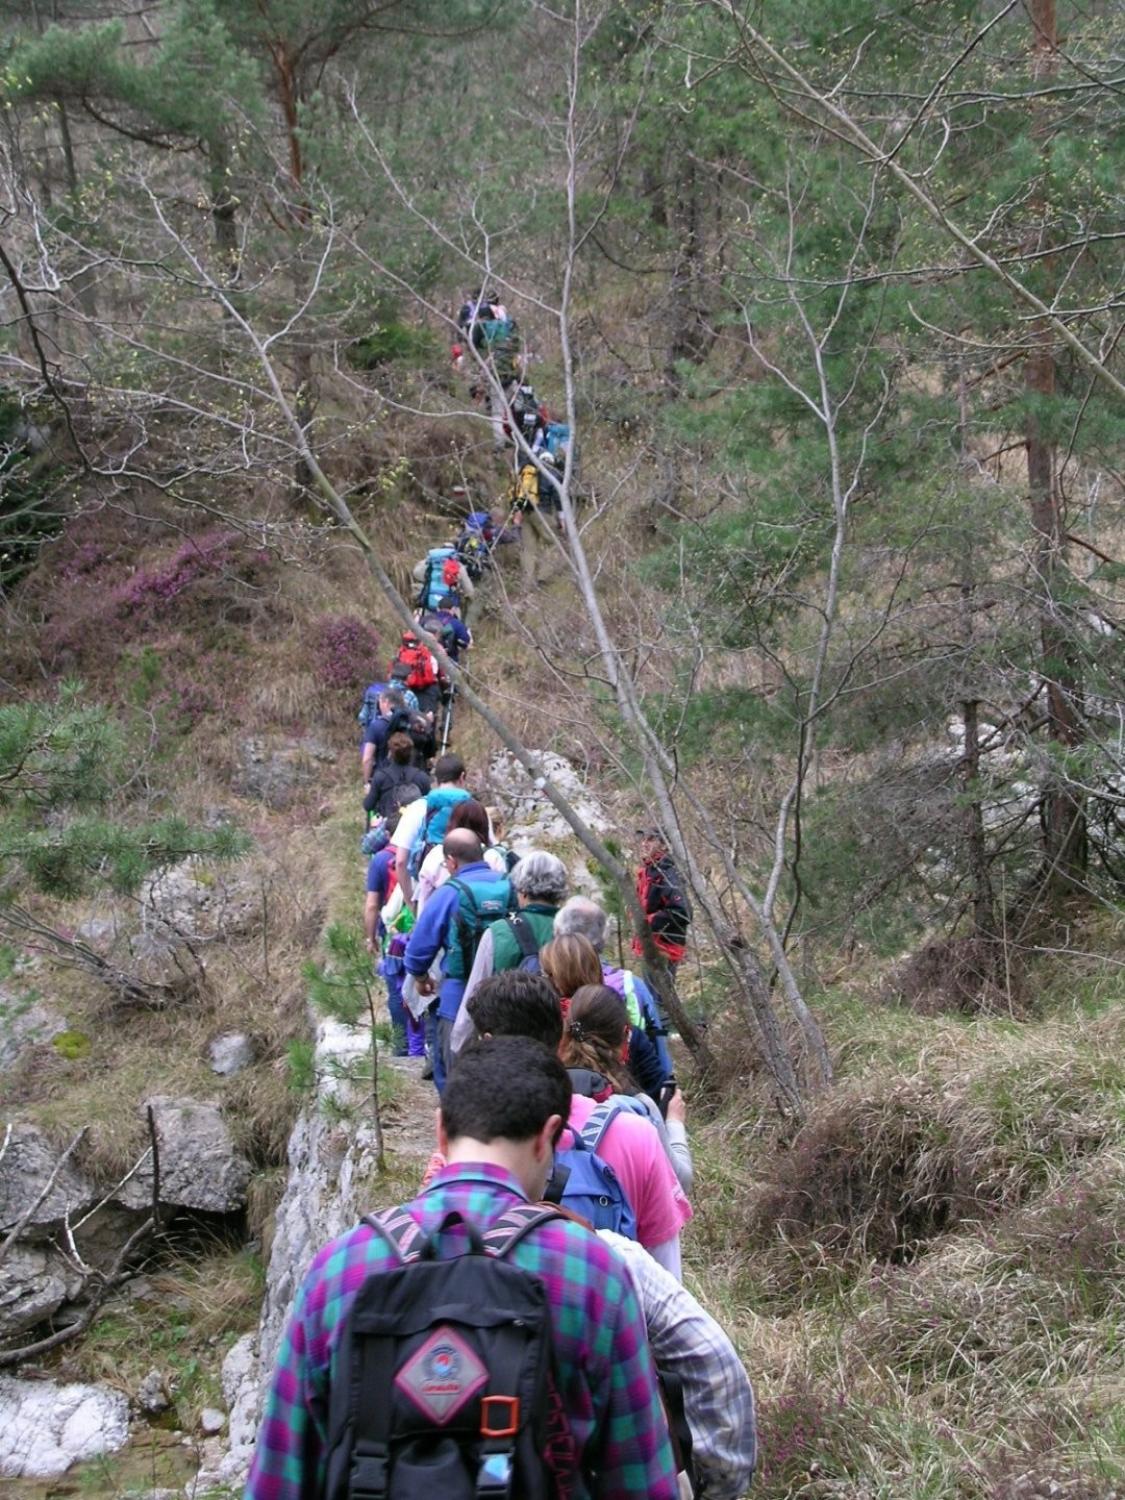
[0,1375,130,1478]
[209,1032,255,1077]
[0,1124,97,1236]
[133,858,257,964]
[233,734,334,810]
[0,1243,79,1338]
[119,1096,251,1215]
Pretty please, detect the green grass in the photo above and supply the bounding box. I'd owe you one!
[687,984,1125,1499]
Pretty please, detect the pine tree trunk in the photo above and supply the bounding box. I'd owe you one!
[1025,0,1086,899]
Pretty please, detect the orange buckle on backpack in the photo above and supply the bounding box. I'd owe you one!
[480,1395,520,1439]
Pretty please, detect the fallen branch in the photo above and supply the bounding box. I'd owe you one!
[0,1108,162,1368]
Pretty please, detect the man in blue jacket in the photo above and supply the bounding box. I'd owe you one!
[403,827,513,1091]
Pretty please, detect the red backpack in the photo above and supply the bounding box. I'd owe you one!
[441,557,460,591]
[393,636,437,690]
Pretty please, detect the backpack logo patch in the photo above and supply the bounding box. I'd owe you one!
[395,1326,487,1425]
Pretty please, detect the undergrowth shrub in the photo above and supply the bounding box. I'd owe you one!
[890,934,1027,1017]
[42,527,277,673]
[738,1019,1125,1298]
[313,615,381,693]
[754,1376,849,1496]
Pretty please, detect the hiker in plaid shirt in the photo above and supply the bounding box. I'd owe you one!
[246,1037,679,1500]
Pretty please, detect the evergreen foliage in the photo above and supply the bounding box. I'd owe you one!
[0,683,246,901]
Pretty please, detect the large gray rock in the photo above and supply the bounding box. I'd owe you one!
[0,1124,97,1235]
[125,1097,251,1215]
[207,1016,384,1491]
[0,1375,130,1477]
[137,858,257,955]
[487,750,609,897]
[0,1244,78,1338]
[233,735,334,810]
[0,986,67,1073]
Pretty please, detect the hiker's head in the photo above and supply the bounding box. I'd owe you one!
[637,827,667,859]
[466,971,564,1051]
[540,935,603,1000]
[444,828,483,870]
[393,784,423,813]
[438,593,460,613]
[554,897,608,953]
[511,851,568,908]
[379,688,405,716]
[387,732,413,767]
[440,1037,570,1201]
[448,798,491,845]
[559,984,634,1092]
[433,753,467,787]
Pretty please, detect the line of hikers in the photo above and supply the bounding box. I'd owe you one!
[241,308,751,1499]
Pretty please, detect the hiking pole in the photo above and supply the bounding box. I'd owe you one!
[440,686,455,755]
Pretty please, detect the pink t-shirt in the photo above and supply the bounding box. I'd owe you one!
[566,1095,692,1250]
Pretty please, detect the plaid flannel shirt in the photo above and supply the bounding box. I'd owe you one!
[600,1231,758,1500]
[245,1161,678,1500]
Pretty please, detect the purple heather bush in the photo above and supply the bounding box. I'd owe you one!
[314,615,381,693]
[115,530,246,616]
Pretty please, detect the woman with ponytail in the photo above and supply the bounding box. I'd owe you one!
[540,936,669,1101]
[559,983,694,1196]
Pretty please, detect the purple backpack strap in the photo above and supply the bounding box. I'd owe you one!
[481,1202,562,1258]
[361,1205,426,1263]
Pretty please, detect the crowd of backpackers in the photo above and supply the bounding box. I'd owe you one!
[244,292,751,1500]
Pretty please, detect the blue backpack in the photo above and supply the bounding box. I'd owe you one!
[358,681,420,728]
[358,681,388,729]
[418,547,460,611]
[360,820,390,858]
[407,786,472,876]
[550,1107,638,1238]
[544,422,571,461]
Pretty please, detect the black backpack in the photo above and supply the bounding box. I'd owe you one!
[323,1202,569,1500]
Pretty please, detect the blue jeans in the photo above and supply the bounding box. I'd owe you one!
[381,962,409,1055]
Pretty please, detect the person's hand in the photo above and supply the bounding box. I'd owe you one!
[415,975,437,997]
[364,937,377,953]
[665,1087,686,1126]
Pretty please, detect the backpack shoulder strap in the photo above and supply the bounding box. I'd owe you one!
[481,1202,563,1258]
[579,1100,623,1155]
[507,912,540,959]
[361,1204,426,1263]
[447,876,482,926]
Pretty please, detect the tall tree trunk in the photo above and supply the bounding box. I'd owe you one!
[664,155,714,391]
[271,42,318,505]
[957,363,995,946]
[208,137,241,309]
[1026,0,1086,899]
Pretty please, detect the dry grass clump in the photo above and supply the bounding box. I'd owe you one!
[890,934,1027,1016]
[735,1020,1125,1297]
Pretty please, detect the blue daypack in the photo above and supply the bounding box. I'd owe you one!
[418,546,460,611]
[358,681,388,729]
[406,786,472,877]
[551,1106,638,1237]
[544,423,571,461]
[361,820,389,858]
